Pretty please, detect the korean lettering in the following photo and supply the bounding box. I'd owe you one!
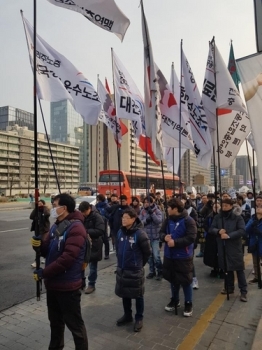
[202,79,216,102]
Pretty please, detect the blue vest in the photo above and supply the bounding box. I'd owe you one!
[164,218,194,259]
[117,229,143,270]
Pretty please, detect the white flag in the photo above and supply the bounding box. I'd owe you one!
[247,132,255,149]
[214,110,250,168]
[46,0,130,41]
[237,52,262,185]
[170,62,180,105]
[112,49,143,141]
[155,63,194,151]
[97,78,122,146]
[163,147,187,174]
[202,41,247,132]
[181,49,213,169]
[141,2,163,160]
[22,14,101,125]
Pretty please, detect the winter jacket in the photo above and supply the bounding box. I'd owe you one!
[139,203,163,240]
[209,208,246,271]
[203,211,219,268]
[40,210,87,291]
[95,201,110,220]
[160,209,197,285]
[246,215,262,256]
[241,202,251,224]
[130,203,141,215]
[83,205,105,262]
[30,206,50,236]
[115,218,151,299]
[200,201,213,218]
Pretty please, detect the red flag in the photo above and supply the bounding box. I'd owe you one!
[105,78,128,136]
[139,135,160,166]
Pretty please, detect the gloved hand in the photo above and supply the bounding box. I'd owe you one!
[33,268,43,281]
[145,217,152,224]
[31,236,41,252]
[147,208,153,215]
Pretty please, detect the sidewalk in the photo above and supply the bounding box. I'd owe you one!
[0,255,262,350]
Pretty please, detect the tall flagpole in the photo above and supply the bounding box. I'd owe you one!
[171,62,175,191]
[111,48,122,197]
[179,40,183,194]
[33,0,40,301]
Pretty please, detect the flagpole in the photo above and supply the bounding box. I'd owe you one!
[179,40,183,194]
[213,37,229,301]
[171,62,175,191]
[111,48,122,197]
[32,0,41,301]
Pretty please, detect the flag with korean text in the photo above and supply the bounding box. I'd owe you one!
[155,63,194,151]
[105,78,128,137]
[21,14,101,125]
[97,77,123,147]
[141,1,163,160]
[181,49,213,169]
[237,52,262,185]
[112,49,159,164]
[46,0,130,41]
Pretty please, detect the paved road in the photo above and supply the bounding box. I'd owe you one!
[0,208,116,311]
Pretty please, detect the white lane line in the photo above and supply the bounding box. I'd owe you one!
[0,228,29,233]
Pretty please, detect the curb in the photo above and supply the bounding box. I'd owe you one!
[0,206,31,212]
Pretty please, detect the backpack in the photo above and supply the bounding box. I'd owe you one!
[55,219,92,269]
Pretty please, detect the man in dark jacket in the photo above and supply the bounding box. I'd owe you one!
[160,198,197,317]
[139,197,163,280]
[209,198,247,302]
[96,194,110,259]
[79,201,106,294]
[31,193,88,350]
[106,194,130,254]
[115,208,151,332]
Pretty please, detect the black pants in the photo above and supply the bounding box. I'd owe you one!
[122,297,144,321]
[224,270,247,295]
[46,289,88,350]
[102,232,109,256]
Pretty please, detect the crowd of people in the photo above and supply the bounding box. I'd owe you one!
[29,188,262,349]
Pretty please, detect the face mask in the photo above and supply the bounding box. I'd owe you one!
[50,206,63,219]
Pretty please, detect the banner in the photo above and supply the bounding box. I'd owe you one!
[237,52,262,185]
[47,0,130,41]
[141,1,163,160]
[21,14,101,125]
[97,78,122,146]
[181,49,213,169]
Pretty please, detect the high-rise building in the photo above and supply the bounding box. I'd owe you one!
[50,100,89,183]
[180,150,211,187]
[236,155,252,186]
[0,106,34,131]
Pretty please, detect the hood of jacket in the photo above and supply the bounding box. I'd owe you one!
[121,217,143,235]
[233,205,242,216]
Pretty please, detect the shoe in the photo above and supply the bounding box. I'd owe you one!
[196,252,203,258]
[183,302,193,317]
[134,319,143,332]
[165,298,180,312]
[249,278,258,284]
[31,262,36,268]
[252,270,255,274]
[155,272,163,281]
[240,294,247,302]
[146,272,156,279]
[192,277,199,290]
[84,286,96,294]
[41,259,45,264]
[221,288,234,295]
[104,255,109,260]
[116,314,133,326]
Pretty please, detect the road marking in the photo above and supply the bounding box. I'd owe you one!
[0,228,29,233]
[178,253,252,350]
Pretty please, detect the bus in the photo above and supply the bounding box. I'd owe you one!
[98,170,184,202]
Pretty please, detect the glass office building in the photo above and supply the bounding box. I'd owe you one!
[0,106,34,131]
[50,100,89,182]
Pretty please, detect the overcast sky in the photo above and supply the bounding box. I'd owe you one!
[0,0,257,156]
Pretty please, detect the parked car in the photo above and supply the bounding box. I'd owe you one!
[75,196,97,210]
